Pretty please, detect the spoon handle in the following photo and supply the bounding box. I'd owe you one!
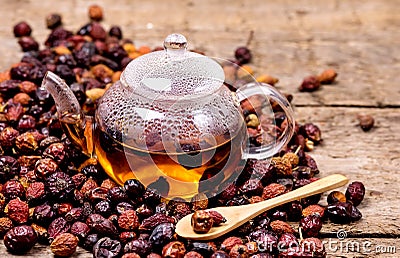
[237,173,349,222]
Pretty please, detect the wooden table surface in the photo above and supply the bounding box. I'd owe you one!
[0,0,399,257]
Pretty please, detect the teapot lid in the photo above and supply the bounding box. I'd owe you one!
[121,34,225,100]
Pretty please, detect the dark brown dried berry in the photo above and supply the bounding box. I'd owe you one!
[45,171,75,200]
[86,213,118,238]
[210,251,229,258]
[239,179,264,196]
[33,204,55,225]
[299,76,320,92]
[83,233,99,251]
[187,242,217,257]
[278,233,298,251]
[326,202,362,224]
[48,217,71,240]
[162,241,186,258]
[235,46,252,65]
[43,142,66,164]
[300,123,322,144]
[248,229,278,252]
[15,132,38,154]
[357,114,374,131]
[123,179,145,198]
[70,221,90,240]
[93,237,122,258]
[299,214,322,238]
[13,22,32,37]
[327,191,346,204]
[345,181,365,206]
[149,222,176,247]
[109,26,123,39]
[207,210,226,226]
[46,14,62,29]
[191,193,208,211]
[50,232,78,257]
[0,156,20,182]
[301,237,326,257]
[124,239,152,256]
[18,36,39,52]
[139,213,175,231]
[191,210,213,234]
[35,158,59,179]
[4,225,38,254]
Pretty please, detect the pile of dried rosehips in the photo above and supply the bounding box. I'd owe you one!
[0,5,365,258]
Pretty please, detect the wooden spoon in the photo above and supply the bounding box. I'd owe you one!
[176,173,348,240]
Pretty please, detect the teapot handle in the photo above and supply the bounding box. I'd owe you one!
[235,82,295,160]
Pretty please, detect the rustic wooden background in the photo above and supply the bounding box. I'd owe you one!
[0,0,399,257]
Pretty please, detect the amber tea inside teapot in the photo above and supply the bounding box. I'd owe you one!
[42,33,295,200]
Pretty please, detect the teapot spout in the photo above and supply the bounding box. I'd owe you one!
[41,71,93,156]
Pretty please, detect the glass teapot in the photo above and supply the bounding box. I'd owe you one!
[41,33,294,200]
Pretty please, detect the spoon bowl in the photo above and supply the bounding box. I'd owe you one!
[176,174,348,240]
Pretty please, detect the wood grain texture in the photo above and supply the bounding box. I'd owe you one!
[0,0,399,256]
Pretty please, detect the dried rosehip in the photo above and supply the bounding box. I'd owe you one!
[301,237,326,257]
[45,171,75,200]
[50,232,78,257]
[299,214,322,238]
[65,207,83,222]
[299,76,320,92]
[300,123,322,144]
[26,181,46,204]
[46,14,62,29]
[109,26,123,39]
[83,233,99,251]
[327,190,346,204]
[124,239,152,256]
[187,242,217,257]
[326,202,362,224]
[191,192,208,211]
[191,210,213,234]
[4,225,38,254]
[302,204,325,218]
[221,236,243,253]
[43,142,66,164]
[210,251,229,258]
[0,127,19,148]
[48,217,71,240]
[33,203,55,225]
[239,179,264,196]
[262,183,286,200]
[70,221,90,240]
[94,200,112,217]
[18,36,39,52]
[207,210,227,226]
[0,156,20,182]
[286,201,303,221]
[93,237,122,258]
[13,21,32,37]
[270,220,295,236]
[357,114,374,131]
[31,223,50,245]
[139,213,175,231]
[185,251,204,258]
[271,157,292,176]
[162,241,186,257]
[248,229,278,253]
[278,233,298,251]
[86,213,118,238]
[235,46,252,65]
[149,223,176,247]
[107,186,129,203]
[89,4,103,21]
[345,181,365,206]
